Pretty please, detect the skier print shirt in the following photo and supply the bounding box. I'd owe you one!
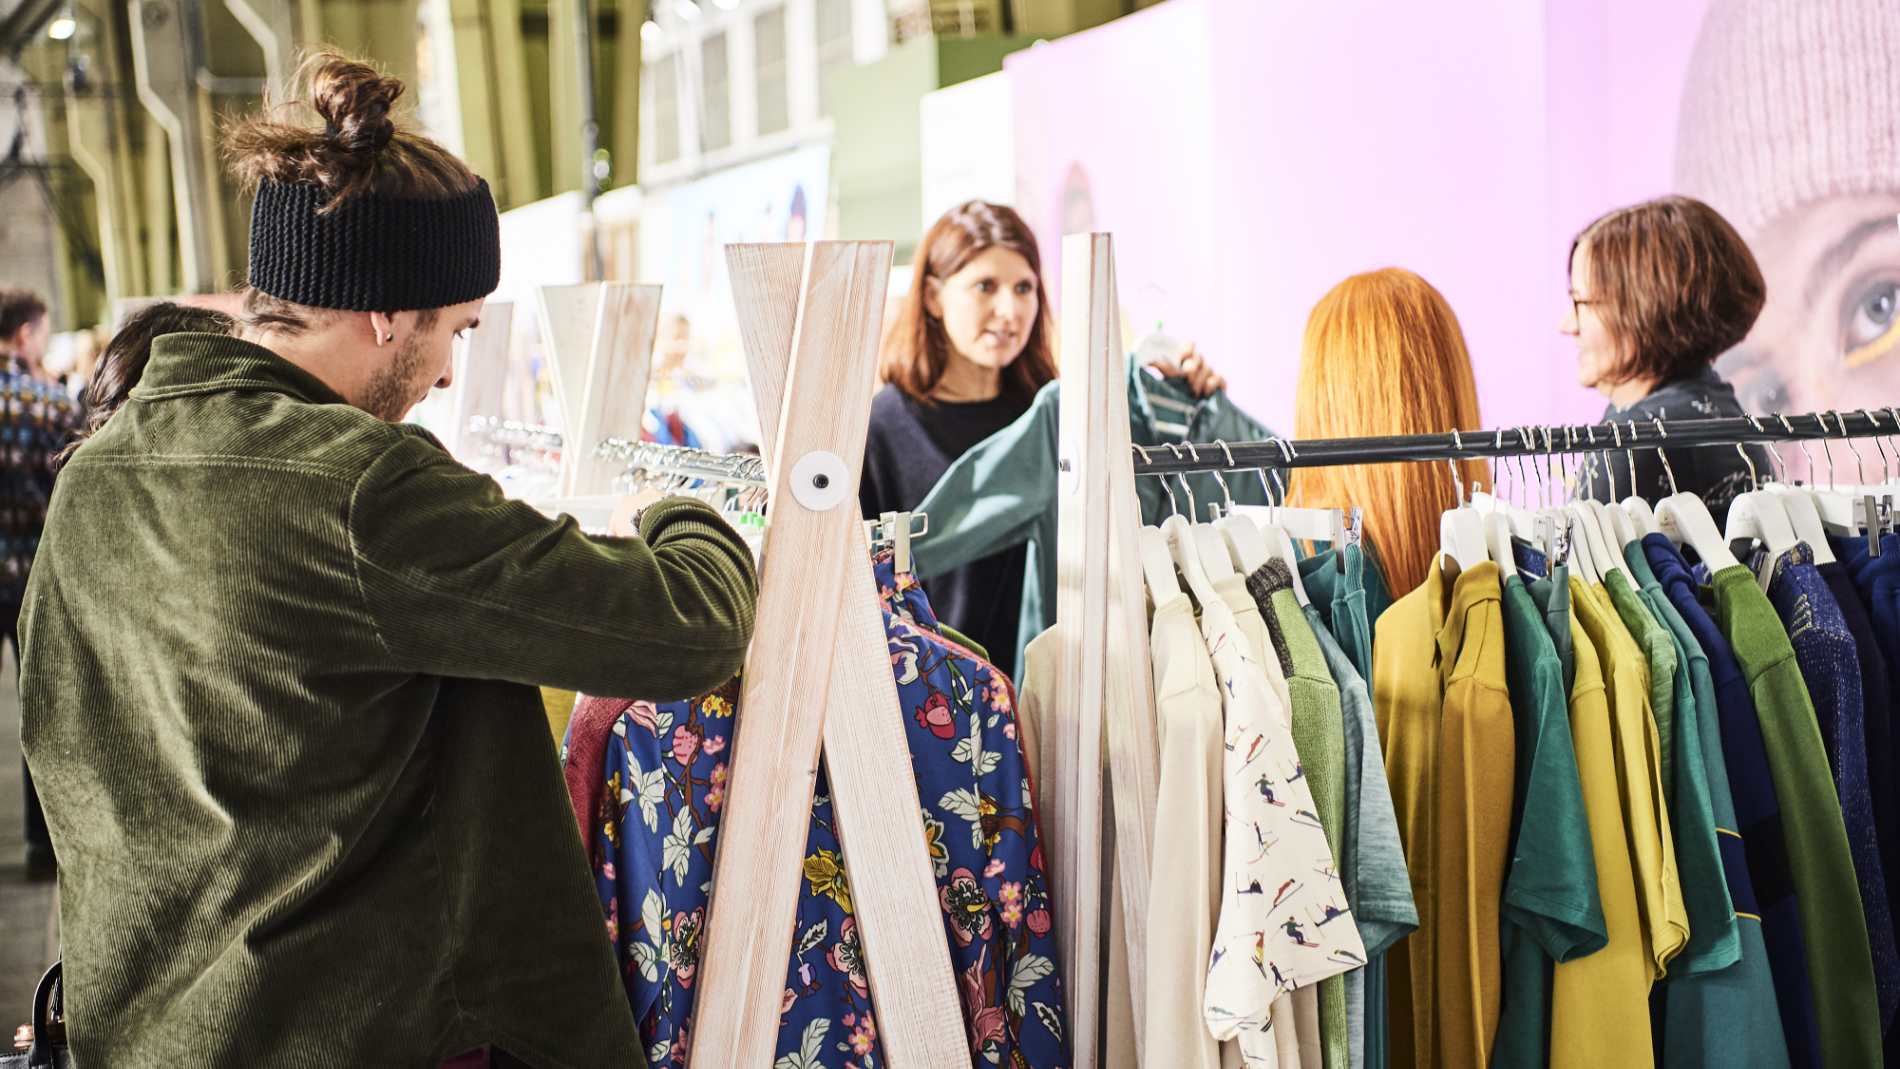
[1201,557,1366,1064]
[579,548,1069,1069]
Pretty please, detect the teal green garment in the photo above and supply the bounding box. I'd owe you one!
[1710,565,1884,1068]
[1306,602,1417,1069]
[1608,560,1740,979]
[1298,541,1394,682]
[910,356,1273,678]
[1528,563,1576,696]
[1492,574,1609,1069]
[18,334,762,1067]
[1626,544,1788,1068]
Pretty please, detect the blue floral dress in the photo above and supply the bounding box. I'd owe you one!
[578,549,1068,1069]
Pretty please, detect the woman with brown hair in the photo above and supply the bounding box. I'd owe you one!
[860,202,1056,661]
[864,200,1226,660]
[1564,195,1771,525]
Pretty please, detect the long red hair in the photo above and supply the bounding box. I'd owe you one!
[1293,268,1489,595]
[880,201,1058,401]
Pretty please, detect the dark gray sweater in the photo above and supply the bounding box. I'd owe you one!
[1580,364,1771,528]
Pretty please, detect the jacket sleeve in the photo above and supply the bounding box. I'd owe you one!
[910,382,1060,580]
[348,432,759,701]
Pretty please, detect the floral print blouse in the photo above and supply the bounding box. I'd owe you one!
[574,549,1068,1069]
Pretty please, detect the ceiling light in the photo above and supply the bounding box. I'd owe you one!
[47,15,75,38]
[674,0,700,21]
[641,16,662,42]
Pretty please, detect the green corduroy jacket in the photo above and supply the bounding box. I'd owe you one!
[20,333,759,1068]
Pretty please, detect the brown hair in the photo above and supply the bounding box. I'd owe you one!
[58,302,235,464]
[0,289,48,343]
[1292,268,1489,595]
[224,50,479,334]
[880,201,1057,402]
[1570,195,1765,386]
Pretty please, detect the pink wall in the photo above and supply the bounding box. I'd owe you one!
[1007,0,1715,436]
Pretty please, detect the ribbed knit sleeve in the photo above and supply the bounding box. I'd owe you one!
[348,432,758,700]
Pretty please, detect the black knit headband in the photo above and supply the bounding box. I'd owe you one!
[247,177,501,312]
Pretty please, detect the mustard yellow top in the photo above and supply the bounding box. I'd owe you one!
[1551,583,1663,1068]
[1373,557,1515,1069]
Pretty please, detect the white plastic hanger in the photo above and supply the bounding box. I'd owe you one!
[1163,514,1226,618]
[1260,522,1313,607]
[1561,506,1602,585]
[1483,510,1515,571]
[1574,502,1623,579]
[1139,525,1184,601]
[1215,511,1274,576]
[1656,493,1742,573]
[1624,497,1661,536]
[1439,460,1488,573]
[1767,483,1835,565]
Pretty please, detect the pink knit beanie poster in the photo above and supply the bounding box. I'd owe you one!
[1675,0,1900,235]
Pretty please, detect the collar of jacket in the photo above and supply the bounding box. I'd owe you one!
[131,331,352,407]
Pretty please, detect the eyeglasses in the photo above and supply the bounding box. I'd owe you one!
[1570,292,1596,321]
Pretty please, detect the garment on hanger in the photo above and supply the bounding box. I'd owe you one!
[1300,596,1416,1069]
[1546,576,1668,1068]
[1630,538,1789,1069]
[1201,561,1365,1063]
[1815,537,1900,990]
[1300,543,1393,683]
[1708,563,1885,1068]
[1604,565,1738,980]
[582,551,1068,1069]
[1145,579,1227,1069]
[1372,557,1515,1069]
[1526,564,1576,698]
[1647,539,1822,1069]
[1490,567,1607,1069]
[906,355,1277,679]
[1252,559,1353,1069]
[1756,545,1900,1031]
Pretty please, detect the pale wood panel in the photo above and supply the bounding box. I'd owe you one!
[1097,253,1162,1064]
[567,283,664,496]
[451,300,513,464]
[1051,231,1124,1067]
[725,243,806,446]
[533,282,600,478]
[699,241,967,1068]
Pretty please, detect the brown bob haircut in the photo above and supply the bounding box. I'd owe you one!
[1570,195,1765,386]
[880,201,1058,402]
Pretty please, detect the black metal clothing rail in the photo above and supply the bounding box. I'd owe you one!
[1130,410,1900,475]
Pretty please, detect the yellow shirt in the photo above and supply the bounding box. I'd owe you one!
[1373,557,1515,1069]
[1584,580,1689,977]
[1550,579,1689,1069]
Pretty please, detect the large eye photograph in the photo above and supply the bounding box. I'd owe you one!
[1842,276,1900,370]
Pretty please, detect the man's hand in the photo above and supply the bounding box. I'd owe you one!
[1146,343,1227,398]
[607,488,666,537]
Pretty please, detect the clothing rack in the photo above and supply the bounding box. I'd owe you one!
[592,436,769,488]
[1127,409,1900,474]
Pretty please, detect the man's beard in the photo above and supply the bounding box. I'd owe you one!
[360,332,431,422]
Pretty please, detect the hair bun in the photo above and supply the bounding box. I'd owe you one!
[308,53,403,152]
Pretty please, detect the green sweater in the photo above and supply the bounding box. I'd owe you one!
[20,333,759,1067]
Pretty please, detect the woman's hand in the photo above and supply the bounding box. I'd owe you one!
[1147,343,1227,398]
[607,488,666,537]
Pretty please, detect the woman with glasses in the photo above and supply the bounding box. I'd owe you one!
[1563,195,1773,526]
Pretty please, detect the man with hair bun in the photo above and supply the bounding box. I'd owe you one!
[19,51,758,1067]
